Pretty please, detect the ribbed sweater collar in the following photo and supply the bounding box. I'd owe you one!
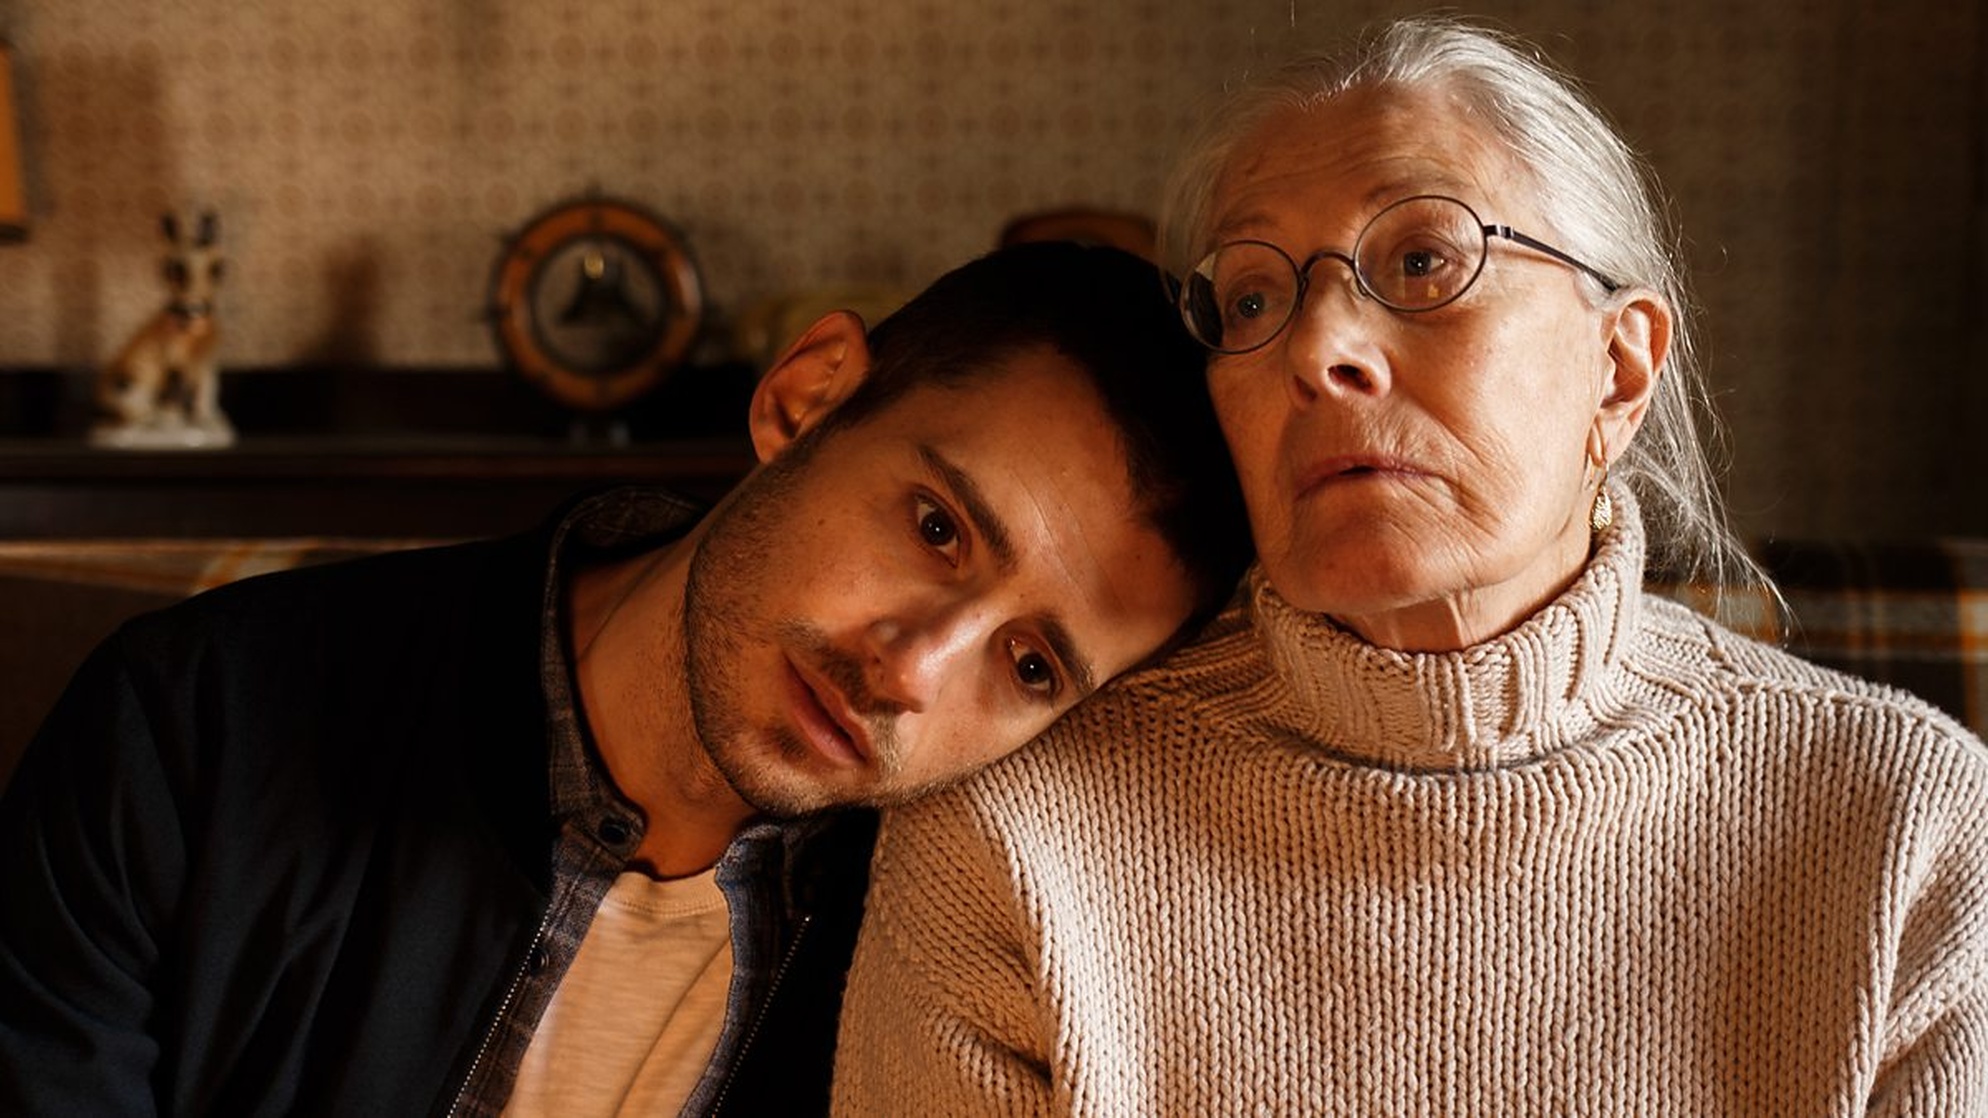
[1245,486,1646,772]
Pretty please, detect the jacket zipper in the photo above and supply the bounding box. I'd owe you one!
[706,912,813,1117]
[445,916,551,1118]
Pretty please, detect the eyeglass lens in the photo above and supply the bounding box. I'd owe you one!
[1181,195,1490,354]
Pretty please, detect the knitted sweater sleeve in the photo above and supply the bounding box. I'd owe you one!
[1870,984,1988,1115]
[832,781,1052,1117]
[1867,736,1988,1115]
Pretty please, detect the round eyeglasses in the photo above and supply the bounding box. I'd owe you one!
[1177,194,1621,355]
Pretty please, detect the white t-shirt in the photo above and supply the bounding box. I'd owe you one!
[503,868,733,1117]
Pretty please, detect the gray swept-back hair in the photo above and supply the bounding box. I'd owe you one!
[1160,15,1768,605]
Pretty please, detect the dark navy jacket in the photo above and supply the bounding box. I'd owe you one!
[0,491,877,1116]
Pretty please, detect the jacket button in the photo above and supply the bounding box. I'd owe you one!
[527,945,549,974]
[598,818,631,846]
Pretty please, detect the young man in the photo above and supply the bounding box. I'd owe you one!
[0,243,1249,1116]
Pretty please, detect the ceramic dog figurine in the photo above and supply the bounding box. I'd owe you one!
[91,211,234,448]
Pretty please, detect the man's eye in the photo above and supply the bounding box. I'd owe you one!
[1008,639,1060,697]
[914,495,961,560]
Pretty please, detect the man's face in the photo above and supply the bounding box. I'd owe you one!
[682,347,1197,816]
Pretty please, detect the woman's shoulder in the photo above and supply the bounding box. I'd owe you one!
[1635,592,1986,770]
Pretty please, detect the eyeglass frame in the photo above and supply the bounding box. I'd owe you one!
[1177,194,1623,356]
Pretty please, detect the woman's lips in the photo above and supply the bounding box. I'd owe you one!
[784,657,874,769]
[1295,455,1423,496]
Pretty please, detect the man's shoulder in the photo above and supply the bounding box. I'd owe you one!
[108,533,533,662]
[78,530,554,778]
[120,480,709,648]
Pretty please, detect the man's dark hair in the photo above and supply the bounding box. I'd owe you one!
[820,240,1252,623]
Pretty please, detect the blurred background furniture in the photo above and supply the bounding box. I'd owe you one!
[998,208,1157,261]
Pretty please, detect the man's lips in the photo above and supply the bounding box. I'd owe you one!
[784,657,874,768]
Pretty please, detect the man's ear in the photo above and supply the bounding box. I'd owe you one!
[1594,291,1670,464]
[748,310,873,462]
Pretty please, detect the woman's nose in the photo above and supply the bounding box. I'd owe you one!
[1281,259,1391,405]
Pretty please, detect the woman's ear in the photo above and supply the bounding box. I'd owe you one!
[1595,291,1670,463]
[747,310,873,462]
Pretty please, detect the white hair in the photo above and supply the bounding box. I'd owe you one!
[1160,15,1770,606]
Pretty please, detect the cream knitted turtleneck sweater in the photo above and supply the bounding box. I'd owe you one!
[833,499,1988,1116]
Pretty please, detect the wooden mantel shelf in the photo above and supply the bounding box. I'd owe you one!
[0,435,756,539]
[0,434,754,480]
[0,365,763,539]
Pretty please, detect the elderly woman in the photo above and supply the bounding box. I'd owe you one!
[831,16,1988,1116]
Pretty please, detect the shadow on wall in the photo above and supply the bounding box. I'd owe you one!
[296,242,383,368]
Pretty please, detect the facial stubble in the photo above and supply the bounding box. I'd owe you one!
[681,437,909,817]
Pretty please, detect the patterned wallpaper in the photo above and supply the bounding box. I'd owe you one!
[0,0,1981,541]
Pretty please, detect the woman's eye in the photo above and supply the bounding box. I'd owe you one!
[1219,267,1286,329]
[1229,288,1269,322]
[1386,238,1458,279]
[1366,232,1468,305]
[1401,248,1440,277]
[914,495,961,560]
[1007,639,1060,697]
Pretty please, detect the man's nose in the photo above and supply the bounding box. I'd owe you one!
[861,601,987,714]
[1281,256,1392,405]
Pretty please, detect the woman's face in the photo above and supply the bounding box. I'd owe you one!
[1203,87,1659,652]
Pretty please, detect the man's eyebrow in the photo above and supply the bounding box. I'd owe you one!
[1038,615,1099,699]
[919,445,1014,568]
[918,445,1100,698]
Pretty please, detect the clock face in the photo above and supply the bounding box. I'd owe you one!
[489,198,704,412]
[527,236,670,375]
